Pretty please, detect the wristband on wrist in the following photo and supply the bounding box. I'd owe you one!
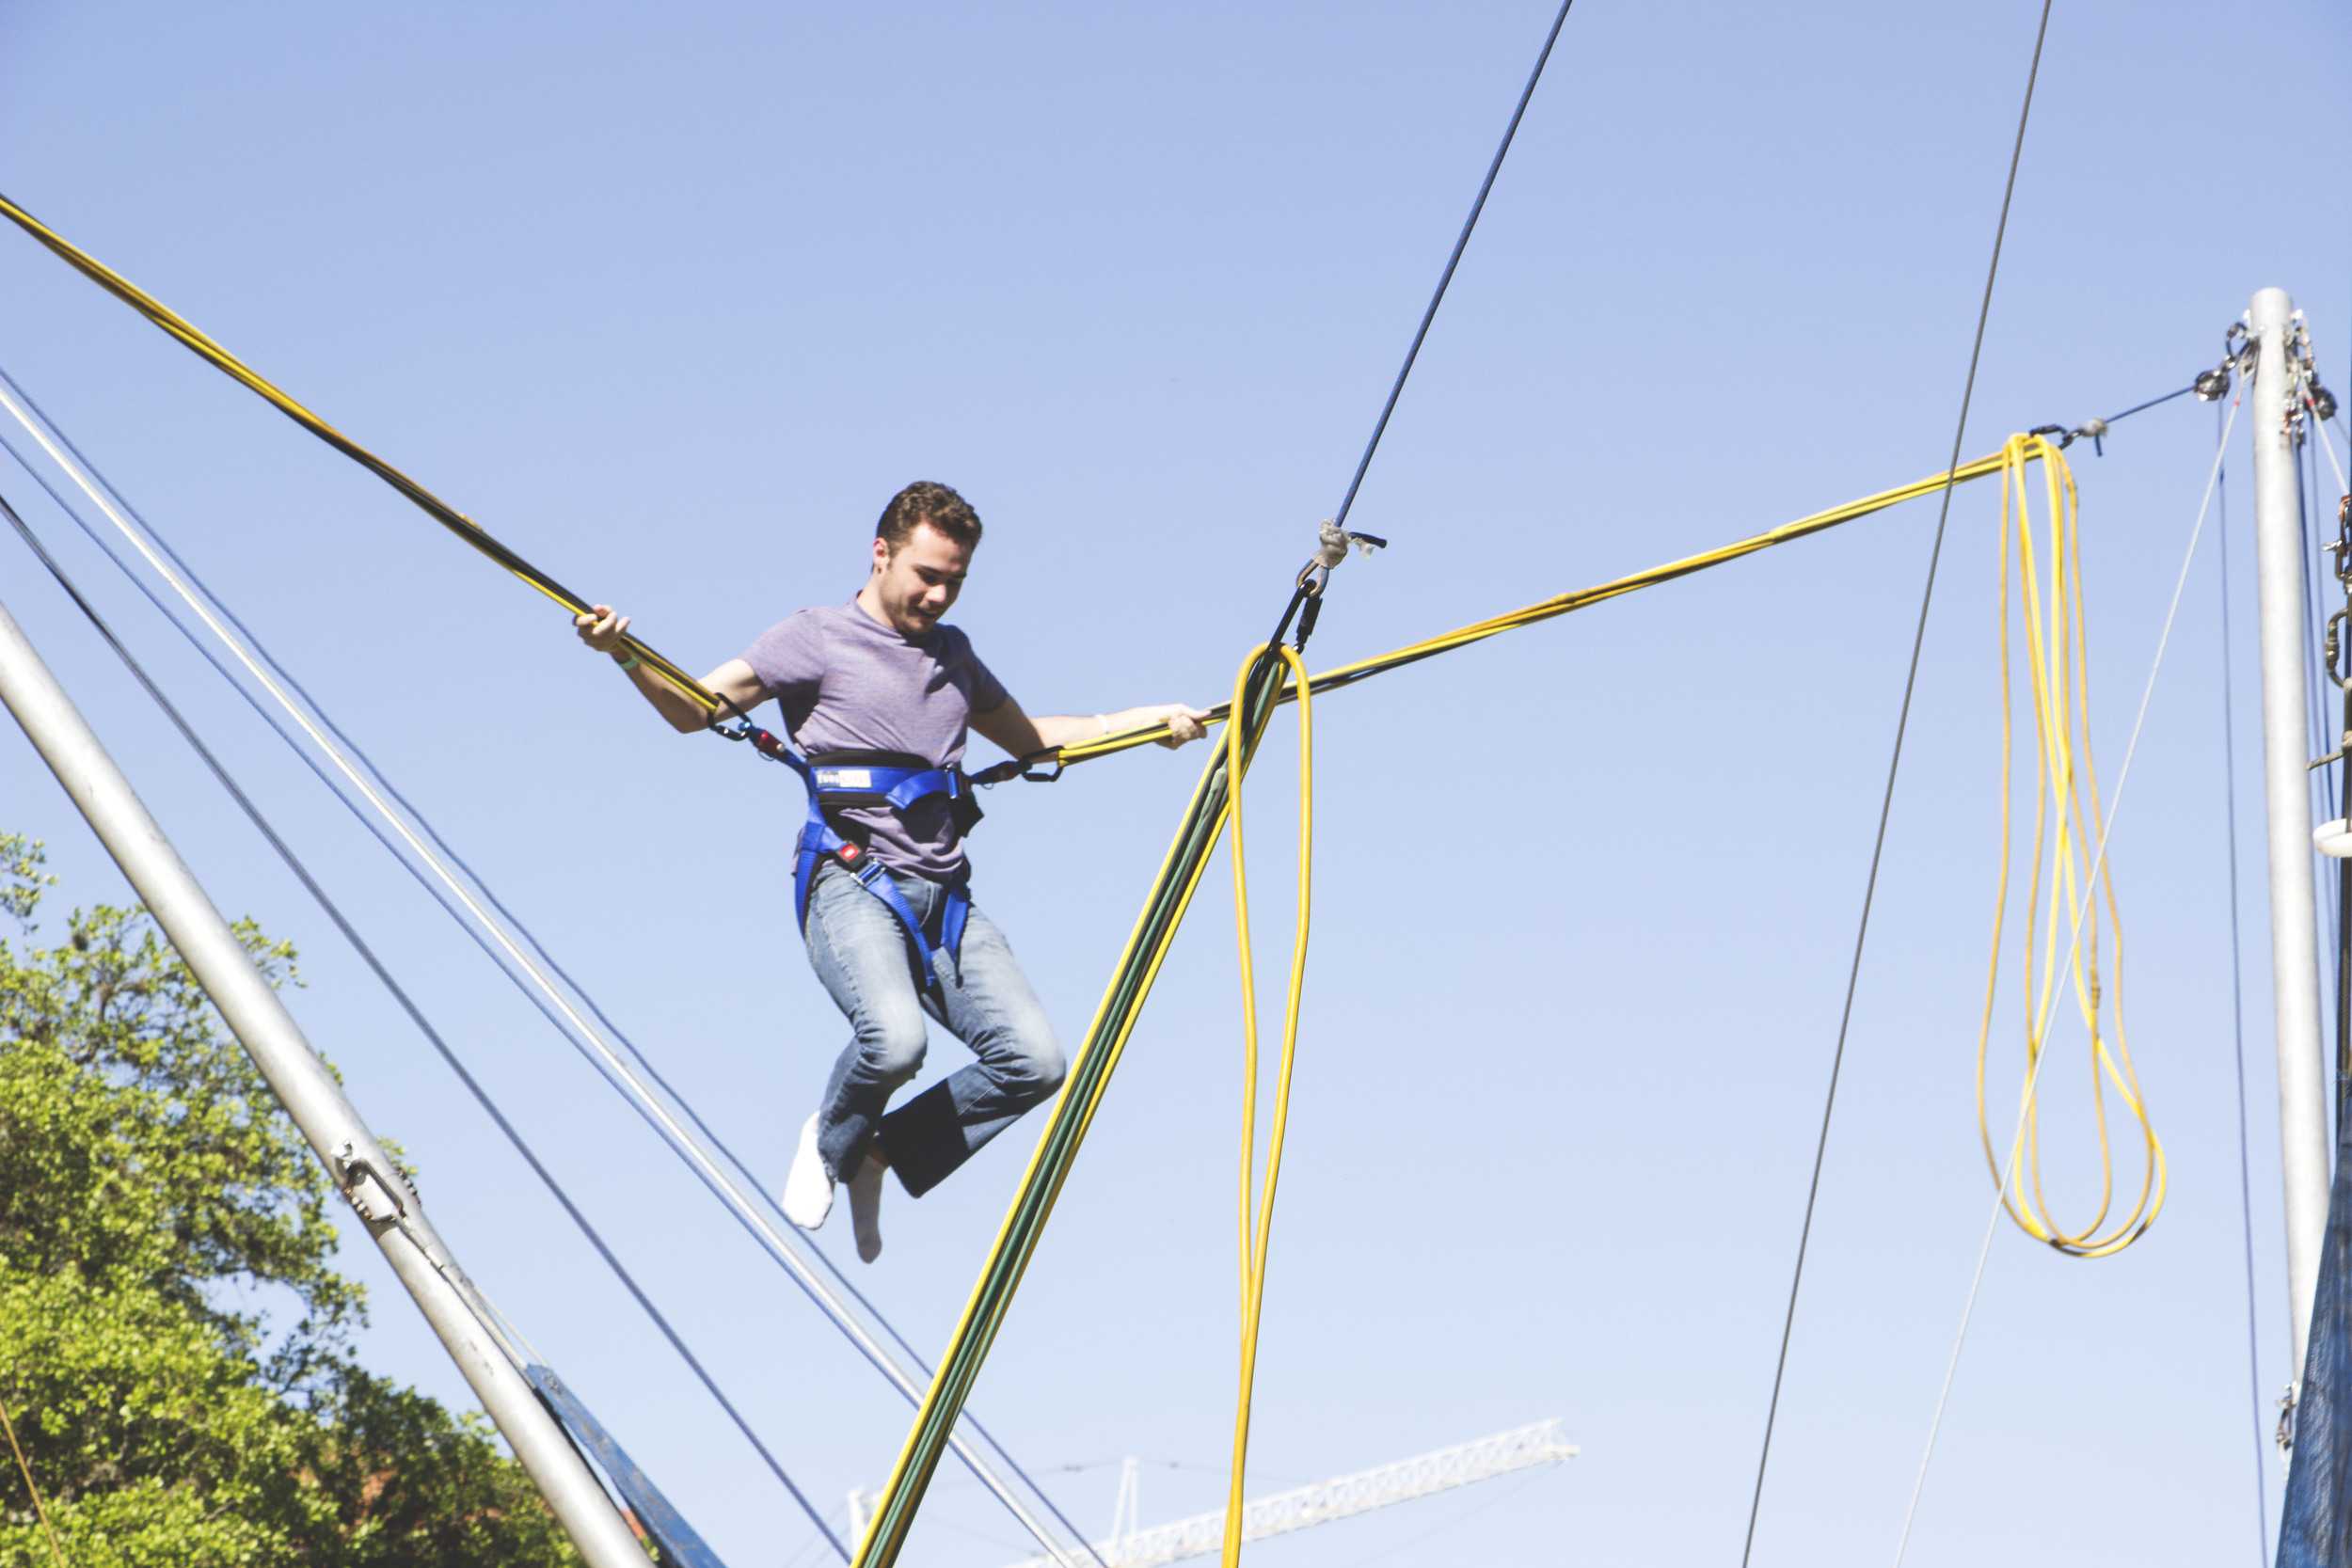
[612,651,641,672]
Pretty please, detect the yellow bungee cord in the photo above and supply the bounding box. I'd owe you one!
[1976,434,2166,1258]
[1219,643,1312,1566]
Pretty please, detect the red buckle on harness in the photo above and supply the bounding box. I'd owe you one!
[837,843,863,863]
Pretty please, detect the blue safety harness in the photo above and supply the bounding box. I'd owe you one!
[737,729,977,991]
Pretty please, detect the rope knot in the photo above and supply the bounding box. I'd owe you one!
[1312,520,1351,569]
[1311,519,1388,569]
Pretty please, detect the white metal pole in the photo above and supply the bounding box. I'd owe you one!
[2249,284,2332,1400]
[0,594,653,1568]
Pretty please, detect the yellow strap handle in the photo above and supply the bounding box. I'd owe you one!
[1219,644,1312,1567]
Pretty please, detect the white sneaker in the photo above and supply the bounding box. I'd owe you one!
[781,1114,834,1230]
[847,1157,887,1263]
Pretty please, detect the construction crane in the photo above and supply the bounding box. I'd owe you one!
[844,1418,1576,1568]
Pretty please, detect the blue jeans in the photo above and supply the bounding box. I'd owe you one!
[803,861,1066,1198]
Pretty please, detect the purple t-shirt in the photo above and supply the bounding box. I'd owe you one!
[743,600,1009,881]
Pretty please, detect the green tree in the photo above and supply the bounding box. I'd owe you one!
[0,833,586,1567]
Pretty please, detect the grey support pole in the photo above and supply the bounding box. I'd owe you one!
[2249,285,2332,1409]
[0,594,652,1568]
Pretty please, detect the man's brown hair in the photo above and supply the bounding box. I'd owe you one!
[876,481,983,552]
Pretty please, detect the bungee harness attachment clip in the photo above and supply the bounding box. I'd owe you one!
[966,752,1062,789]
[1293,521,1386,649]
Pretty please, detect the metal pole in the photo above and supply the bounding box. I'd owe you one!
[2249,285,2331,1400]
[0,594,652,1568]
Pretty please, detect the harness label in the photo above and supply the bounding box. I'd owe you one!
[816,768,874,788]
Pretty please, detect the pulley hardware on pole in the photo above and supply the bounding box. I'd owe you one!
[2247,285,2332,1423]
[0,592,654,1568]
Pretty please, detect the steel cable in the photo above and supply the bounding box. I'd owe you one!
[1329,0,1576,531]
[1740,4,2054,1560]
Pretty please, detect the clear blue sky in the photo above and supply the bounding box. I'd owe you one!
[4,3,2349,1564]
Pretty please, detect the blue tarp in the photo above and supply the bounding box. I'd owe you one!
[525,1363,730,1568]
[2279,1102,2352,1566]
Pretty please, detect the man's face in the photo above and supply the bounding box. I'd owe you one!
[869,521,972,636]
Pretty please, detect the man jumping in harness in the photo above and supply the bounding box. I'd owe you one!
[575,482,1204,1262]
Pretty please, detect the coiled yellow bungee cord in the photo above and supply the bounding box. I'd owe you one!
[1976,435,2166,1258]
